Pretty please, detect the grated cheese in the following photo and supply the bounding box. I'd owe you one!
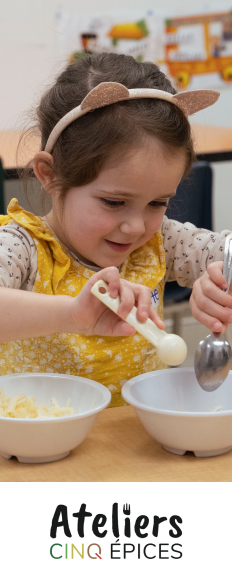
[0,387,74,418]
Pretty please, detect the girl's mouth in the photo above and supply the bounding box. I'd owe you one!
[105,240,132,252]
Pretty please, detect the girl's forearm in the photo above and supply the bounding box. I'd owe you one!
[0,288,77,342]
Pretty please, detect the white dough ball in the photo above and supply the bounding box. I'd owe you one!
[156,334,187,366]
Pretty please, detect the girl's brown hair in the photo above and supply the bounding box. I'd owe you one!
[23,52,196,199]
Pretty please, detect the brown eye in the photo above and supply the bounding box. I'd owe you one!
[102,199,124,207]
[149,200,169,208]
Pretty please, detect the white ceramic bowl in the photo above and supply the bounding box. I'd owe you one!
[122,368,232,457]
[0,373,111,463]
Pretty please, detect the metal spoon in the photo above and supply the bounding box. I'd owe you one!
[194,234,232,391]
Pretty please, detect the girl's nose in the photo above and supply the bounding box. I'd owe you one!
[120,216,146,236]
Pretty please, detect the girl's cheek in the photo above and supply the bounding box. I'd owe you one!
[98,213,119,231]
[149,210,166,231]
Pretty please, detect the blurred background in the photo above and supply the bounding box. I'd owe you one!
[1,0,232,364]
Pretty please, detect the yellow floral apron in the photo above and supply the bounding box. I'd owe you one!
[0,198,166,407]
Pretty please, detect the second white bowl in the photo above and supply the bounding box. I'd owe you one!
[122,368,232,457]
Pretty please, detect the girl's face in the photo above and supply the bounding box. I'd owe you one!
[47,140,186,268]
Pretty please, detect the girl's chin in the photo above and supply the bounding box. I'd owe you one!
[88,243,133,268]
[98,260,124,269]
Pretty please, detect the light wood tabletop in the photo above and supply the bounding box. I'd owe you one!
[1,404,232,482]
[191,123,232,157]
[0,124,232,169]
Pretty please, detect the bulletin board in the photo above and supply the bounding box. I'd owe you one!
[56,7,232,91]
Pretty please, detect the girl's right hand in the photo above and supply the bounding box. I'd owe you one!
[70,266,166,337]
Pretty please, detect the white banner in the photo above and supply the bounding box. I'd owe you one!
[1,482,231,581]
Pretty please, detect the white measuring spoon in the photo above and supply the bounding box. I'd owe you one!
[91,279,187,366]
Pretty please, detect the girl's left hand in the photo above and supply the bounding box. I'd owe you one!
[190,261,232,334]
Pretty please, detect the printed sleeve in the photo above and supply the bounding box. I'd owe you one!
[0,222,37,290]
[161,214,231,287]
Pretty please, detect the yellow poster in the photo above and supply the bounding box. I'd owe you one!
[164,10,232,89]
[55,8,232,91]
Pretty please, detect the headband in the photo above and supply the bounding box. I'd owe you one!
[44,81,220,153]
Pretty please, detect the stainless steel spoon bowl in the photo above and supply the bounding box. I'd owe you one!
[194,234,232,391]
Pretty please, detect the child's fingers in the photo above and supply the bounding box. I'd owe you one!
[195,288,232,323]
[117,282,136,319]
[190,293,228,334]
[190,300,228,334]
[207,261,227,289]
[114,286,165,330]
[111,319,136,336]
[89,271,164,331]
[89,266,121,297]
[148,307,166,329]
[89,266,120,285]
[134,286,154,322]
[200,277,232,308]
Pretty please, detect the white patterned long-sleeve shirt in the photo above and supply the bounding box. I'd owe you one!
[0,216,230,290]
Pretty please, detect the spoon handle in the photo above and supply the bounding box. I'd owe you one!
[91,279,187,366]
[91,279,166,347]
[223,234,232,293]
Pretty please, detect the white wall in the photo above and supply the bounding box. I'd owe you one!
[0,0,232,231]
[1,0,232,130]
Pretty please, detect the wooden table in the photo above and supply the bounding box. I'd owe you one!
[191,124,232,162]
[0,130,40,177]
[1,405,232,482]
[0,124,232,175]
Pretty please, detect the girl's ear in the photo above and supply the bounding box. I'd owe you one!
[33,152,55,190]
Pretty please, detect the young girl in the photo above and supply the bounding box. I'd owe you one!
[0,52,232,408]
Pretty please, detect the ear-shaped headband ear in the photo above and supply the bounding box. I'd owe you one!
[81,82,129,110]
[44,81,220,153]
[172,89,219,116]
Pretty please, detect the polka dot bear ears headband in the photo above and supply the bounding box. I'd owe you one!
[44,81,220,154]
